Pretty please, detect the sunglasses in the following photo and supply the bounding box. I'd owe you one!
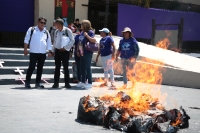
[40,21,46,25]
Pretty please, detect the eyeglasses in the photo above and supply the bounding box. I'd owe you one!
[40,21,46,25]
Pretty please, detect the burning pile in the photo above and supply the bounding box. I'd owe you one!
[77,38,190,132]
[77,92,190,133]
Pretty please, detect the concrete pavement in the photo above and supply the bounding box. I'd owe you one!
[0,82,200,133]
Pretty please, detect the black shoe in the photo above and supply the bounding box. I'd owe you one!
[52,84,59,88]
[35,83,44,88]
[25,82,31,88]
[65,84,71,88]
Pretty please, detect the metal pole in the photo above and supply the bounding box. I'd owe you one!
[104,0,109,27]
[151,19,156,45]
[179,17,184,51]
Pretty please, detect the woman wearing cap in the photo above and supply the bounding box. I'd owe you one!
[116,27,139,89]
[96,28,116,87]
[76,20,96,89]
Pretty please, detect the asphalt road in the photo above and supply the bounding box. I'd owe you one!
[0,82,200,133]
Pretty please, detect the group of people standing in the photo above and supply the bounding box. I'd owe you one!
[24,17,139,89]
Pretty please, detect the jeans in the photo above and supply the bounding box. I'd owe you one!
[80,53,93,84]
[101,54,114,82]
[121,58,136,84]
[54,49,70,85]
[74,54,81,82]
[26,53,46,83]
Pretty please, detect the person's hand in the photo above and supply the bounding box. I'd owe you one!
[96,57,98,63]
[77,52,80,57]
[84,32,88,37]
[130,58,136,62]
[69,53,73,58]
[24,49,28,56]
[115,57,118,62]
[111,54,115,61]
[48,53,52,57]
[60,48,66,52]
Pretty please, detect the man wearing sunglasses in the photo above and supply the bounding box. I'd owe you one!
[24,17,53,88]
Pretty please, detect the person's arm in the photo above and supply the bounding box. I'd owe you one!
[84,31,96,43]
[46,31,53,57]
[133,40,139,58]
[96,42,101,62]
[63,28,75,51]
[46,31,52,52]
[24,27,32,56]
[109,37,116,60]
[111,42,116,60]
[115,40,122,61]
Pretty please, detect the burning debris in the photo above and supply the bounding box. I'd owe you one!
[77,38,190,132]
[77,91,190,133]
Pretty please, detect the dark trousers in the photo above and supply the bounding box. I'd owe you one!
[80,53,93,84]
[26,53,46,83]
[54,49,70,85]
[74,54,81,82]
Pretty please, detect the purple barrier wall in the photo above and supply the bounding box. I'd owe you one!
[0,0,34,32]
[118,4,200,41]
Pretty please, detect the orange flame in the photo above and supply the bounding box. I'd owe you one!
[171,111,182,126]
[87,38,170,114]
[94,78,104,82]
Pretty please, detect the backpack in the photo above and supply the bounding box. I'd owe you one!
[55,28,68,37]
[29,26,49,45]
[49,26,53,33]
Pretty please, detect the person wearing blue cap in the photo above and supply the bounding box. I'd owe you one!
[115,27,139,89]
[96,28,116,87]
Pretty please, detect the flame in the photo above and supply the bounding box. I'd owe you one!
[171,111,182,126]
[87,38,170,113]
[94,78,104,82]
[83,96,98,112]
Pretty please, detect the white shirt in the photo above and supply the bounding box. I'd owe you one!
[24,26,52,54]
[53,27,75,52]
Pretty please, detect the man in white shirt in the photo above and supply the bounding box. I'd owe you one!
[52,19,75,88]
[24,17,53,88]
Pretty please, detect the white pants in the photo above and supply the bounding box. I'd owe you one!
[101,54,114,82]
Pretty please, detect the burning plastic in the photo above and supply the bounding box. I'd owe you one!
[77,92,190,133]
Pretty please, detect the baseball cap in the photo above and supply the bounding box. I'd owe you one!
[99,28,110,33]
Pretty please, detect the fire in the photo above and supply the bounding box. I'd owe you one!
[78,37,190,131]
[83,95,98,112]
[95,38,170,113]
[171,111,182,126]
[116,38,170,111]
[94,78,104,82]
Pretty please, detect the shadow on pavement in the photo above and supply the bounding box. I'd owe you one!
[10,86,86,90]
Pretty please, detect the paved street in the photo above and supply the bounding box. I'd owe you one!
[0,82,200,133]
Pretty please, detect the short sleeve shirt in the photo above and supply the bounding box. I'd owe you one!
[79,30,95,54]
[99,36,114,56]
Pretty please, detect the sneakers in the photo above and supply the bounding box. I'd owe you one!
[100,82,108,87]
[110,82,116,87]
[84,84,92,89]
[35,83,44,88]
[76,82,84,88]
